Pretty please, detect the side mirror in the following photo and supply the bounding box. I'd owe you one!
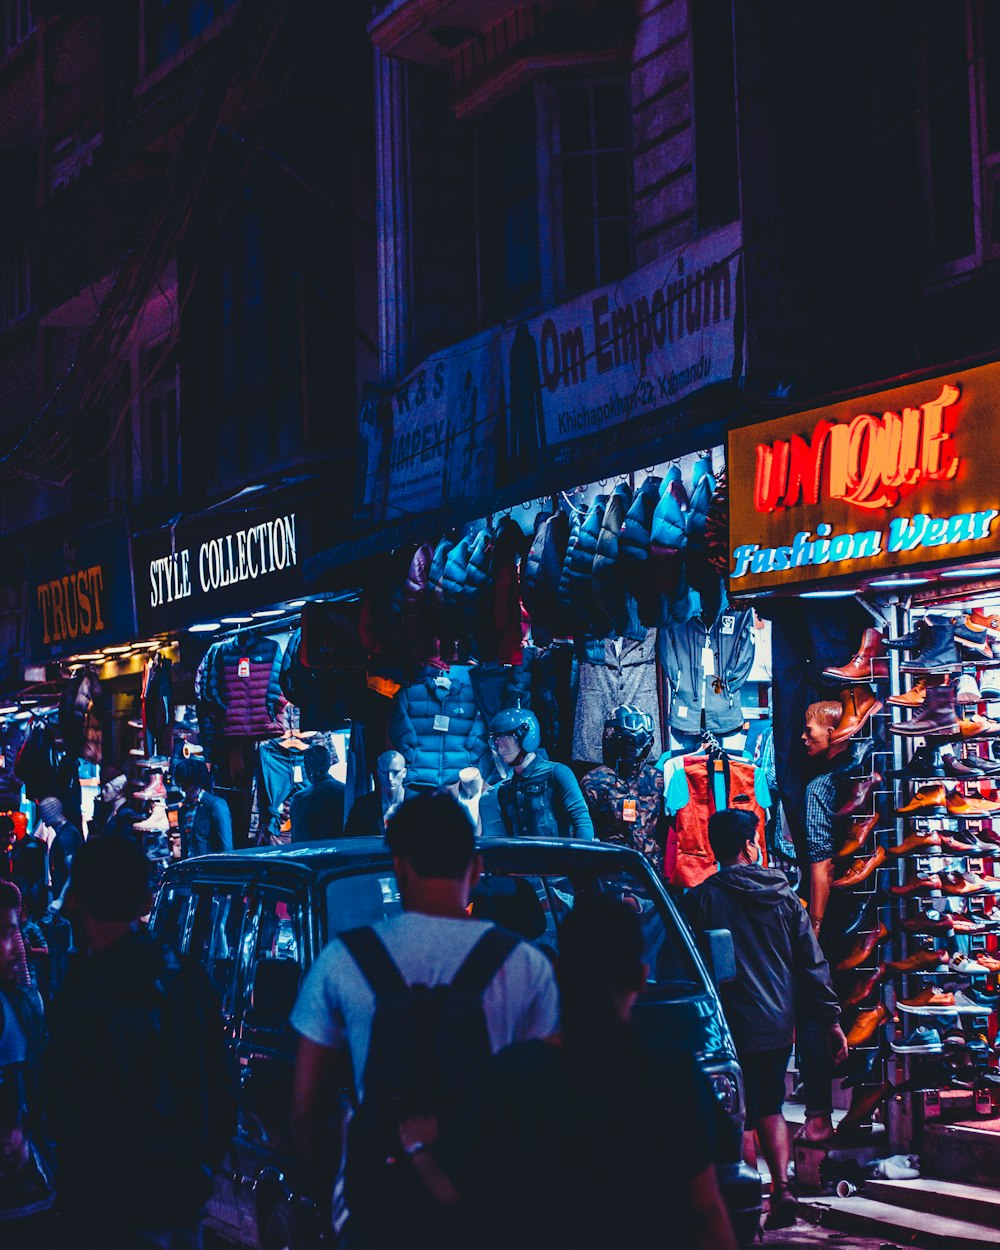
[705,928,736,984]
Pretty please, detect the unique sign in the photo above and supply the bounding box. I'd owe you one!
[727,362,1000,590]
[27,517,136,660]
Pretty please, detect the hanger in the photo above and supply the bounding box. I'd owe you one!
[277,728,310,751]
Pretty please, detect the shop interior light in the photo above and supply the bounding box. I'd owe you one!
[13,710,33,720]
[287,600,307,608]
[869,577,930,587]
[68,653,104,662]
[102,645,132,655]
[940,568,1000,578]
[0,705,18,715]
[800,590,856,598]
[251,608,285,617]
[189,622,222,633]
[220,615,254,624]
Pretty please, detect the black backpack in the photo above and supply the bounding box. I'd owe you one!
[340,924,519,1228]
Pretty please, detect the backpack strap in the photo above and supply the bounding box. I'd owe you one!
[340,927,408,998]
[450,926,520,998]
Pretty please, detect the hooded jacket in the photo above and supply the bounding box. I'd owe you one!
[522,511,570,647]
[684,863,840,1053]
[659,608,756,737]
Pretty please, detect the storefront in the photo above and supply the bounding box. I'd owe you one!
[727,360,1000,1180]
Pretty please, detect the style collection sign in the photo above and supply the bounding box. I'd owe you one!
[134,507,303,634]
[727,362,1000,591]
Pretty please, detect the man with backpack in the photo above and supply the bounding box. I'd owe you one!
[290,792,559,1248]
[44,835,237,1249]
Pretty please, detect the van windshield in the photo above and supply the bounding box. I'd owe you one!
[323,862,703,997]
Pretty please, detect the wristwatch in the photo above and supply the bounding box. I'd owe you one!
[403,1140,428,1157]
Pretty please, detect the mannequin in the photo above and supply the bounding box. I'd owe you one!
[581,705,666,871]
[444,766,490,835]
[98,767,144,843]
[490,709,594,840]
[801,701,850,935]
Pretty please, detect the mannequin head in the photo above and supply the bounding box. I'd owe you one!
[99,766,127,806]
[489,708,541,770]
[801,701,842,758]
[602,704,654,778]
[377,751,407,800]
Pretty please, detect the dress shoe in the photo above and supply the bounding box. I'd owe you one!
[958,715,1000,738]
[970,755,1000,774]
[900,616,960,672]
[886,622,929,651]
[835,774,883,817]
[845,1004,891,1047]
[941,871,989,895]
[832,846,886,889]
[943,753,986,778]
[887,948,950,973]
[899,912,954,934]
[888,680,928,708]
[889,830,942,856]
[890,684,960,737]
[946,789,1000,815]
[897,987,958,1013]
[836,922,889,971]
[830,685,884,745]
[890,872,943,896]
[938,828,991,854]
[968,608,1000,634]
[837,1080,895,1137]
[950,913,999,934]
[890,745,945,779]
[957,673,983,705]
[896,783,948,815]
[841,964,888,1006]
[835,813,881,859]
[955,620,994,659]
[823,629,889,681]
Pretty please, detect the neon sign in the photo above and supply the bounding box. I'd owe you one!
[753,384,961,513]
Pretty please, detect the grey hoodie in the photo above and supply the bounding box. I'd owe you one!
[684,863,840,1053]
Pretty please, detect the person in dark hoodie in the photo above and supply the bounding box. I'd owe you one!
[684,808,846,1231]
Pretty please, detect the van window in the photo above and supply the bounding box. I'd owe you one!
[323,871,403,938]
[152,882,195,953]
[188,885,251,1022]
[242,889,305,1039]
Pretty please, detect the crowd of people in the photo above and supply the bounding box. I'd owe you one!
[0,772,848,1248]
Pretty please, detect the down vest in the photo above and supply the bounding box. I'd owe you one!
[206,636,285,737]
[618,475,663,627]
[388,666,490,789]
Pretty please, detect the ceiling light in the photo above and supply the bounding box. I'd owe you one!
[0,705,18,715]
[940,568,1000,578]
[869,577,930,587]
[288,600,307,608]
[220,616,254,624]
[188,622,222,633]
[800,590,856,599]
[13,710,32,720]
[69,653,104,662]
[102,645,132,655]
[251,608,285,618]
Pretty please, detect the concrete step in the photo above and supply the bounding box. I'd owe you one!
[866,1178,1000,1230]
[797,1194,1000,1249]
[922,1118,1000,1186]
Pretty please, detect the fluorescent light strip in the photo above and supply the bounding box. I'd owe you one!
[251,609,285,618]
[800,590,856,599]
[189,622,222,633]
[940,568,1000,578]
[220,616,254,624]
[869,577,930,587]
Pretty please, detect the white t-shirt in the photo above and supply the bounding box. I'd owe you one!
[291,912,559,1099]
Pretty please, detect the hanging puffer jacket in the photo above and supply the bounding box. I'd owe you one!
[279,627,368,730]
[522,510,570,648]
[592,483,644,641]
[58,667,103,763]
[618,474,663,628]
[390,543,433,663]
[559,494,610,639]
[685,456,717,550]
[490,517,528,665]
[206,635,286,737]
[388,665,490,788]
[425,537,454,664]
[462,526,494,650]
[649,467,688,594]
[554,511,583,637]
[14,721,62,801]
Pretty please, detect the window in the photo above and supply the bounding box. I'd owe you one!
[0,236,30,327]
[242,889,305,1037]
[691,0,740,230]
[1,0,33,56]
[324,871,402,941]
[188,884,251,1023]
[143,0,239,72]
[556,81,631,295]
[49,120,103,193]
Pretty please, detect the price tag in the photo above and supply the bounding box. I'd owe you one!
[434,675,452,691]
[676,704,688,719]
[622,798,637,824]
[702,644,715,677]
[237,657,250,678]
[293,765,303,784]
[433,714,450,733]
[721,615,736,636]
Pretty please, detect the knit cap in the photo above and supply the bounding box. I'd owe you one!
[38,796,63,826]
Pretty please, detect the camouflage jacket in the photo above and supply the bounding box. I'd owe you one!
[581,764,666,873]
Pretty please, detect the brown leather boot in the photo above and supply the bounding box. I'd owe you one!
[823,629,889,681]
[835,813,881,859]
[841,963,887,1006]
[830,685,884,745]
[896,783,948,815]
[845,1004,891,1048]
[890,683,959,738]
[831,845,886,889]
[836,922,889,971]
[835,774,883,817]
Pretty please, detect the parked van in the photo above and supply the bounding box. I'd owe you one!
[150,837,762,1247]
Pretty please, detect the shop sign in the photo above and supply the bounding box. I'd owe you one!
[27,516,136,661]
[728,361,1000,590]
[360,222,741,519]
[133,506,307,633]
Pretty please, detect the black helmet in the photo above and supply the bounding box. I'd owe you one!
[602,704,654,769]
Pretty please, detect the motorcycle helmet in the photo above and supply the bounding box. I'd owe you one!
[602,704,654,771]
[489,707,541,754]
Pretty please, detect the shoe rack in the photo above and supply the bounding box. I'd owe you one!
[883,607,1000,1144]
[127,713,178,876]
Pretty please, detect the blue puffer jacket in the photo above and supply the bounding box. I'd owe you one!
[559,494,610,638]
[388,665,490,788]
[522,510,570,647]
[592,483,644,641]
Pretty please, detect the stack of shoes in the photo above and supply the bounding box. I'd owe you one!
[823,629,889,681]
[891,684,960,737]
[830,685,884,745]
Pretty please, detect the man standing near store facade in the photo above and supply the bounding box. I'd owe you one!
[684,808,846,1230]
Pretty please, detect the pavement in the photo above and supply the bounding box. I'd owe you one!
[761,1222,905,1248]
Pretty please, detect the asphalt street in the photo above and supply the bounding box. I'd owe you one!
[763,1222,911,1249]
